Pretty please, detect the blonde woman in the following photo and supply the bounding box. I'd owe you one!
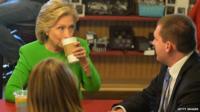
[28,58,82,112]
[5,0,101,102]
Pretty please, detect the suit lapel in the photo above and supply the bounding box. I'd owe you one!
[167,52,199,111]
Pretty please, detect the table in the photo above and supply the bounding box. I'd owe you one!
[0,99,120,112]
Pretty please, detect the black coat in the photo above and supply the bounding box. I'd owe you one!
[115,52,200,112]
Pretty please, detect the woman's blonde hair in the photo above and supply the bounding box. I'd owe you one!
[35,0,79,43]
[27,58,82,112]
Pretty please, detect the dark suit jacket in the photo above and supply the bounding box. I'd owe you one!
[116,52,200,112]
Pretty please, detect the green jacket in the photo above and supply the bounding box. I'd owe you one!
[5,38,101,102]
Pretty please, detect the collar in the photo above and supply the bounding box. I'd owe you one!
[168,51,193,79]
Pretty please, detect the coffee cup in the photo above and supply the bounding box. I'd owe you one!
[62,37,79,63]
[14,90,27,112]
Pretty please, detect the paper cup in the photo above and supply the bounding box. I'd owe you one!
[62,37,79,63]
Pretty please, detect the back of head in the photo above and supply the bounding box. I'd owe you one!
[35,0,79,43]
[28,58,82,112]
[158,14,197,54]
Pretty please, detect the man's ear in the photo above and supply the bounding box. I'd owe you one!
[165,41,174,52]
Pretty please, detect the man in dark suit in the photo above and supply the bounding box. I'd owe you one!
[111,14,200,112]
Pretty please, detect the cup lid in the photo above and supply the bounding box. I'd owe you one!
[62,37,77,45]
[13,90,28,97]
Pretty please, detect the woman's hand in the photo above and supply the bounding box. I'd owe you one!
[72,42,86,59]
[72,42,90,76]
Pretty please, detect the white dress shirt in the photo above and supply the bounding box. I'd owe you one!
[166,51,193,104]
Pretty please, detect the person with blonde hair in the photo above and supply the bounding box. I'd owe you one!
[28,58,82,112]
[5,0,101,102]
